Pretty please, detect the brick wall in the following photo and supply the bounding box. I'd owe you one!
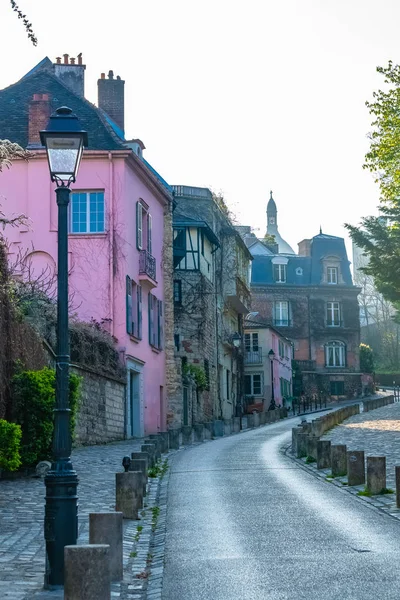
[72,364,126,445]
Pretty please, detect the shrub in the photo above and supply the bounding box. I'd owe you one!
[182,364,208,391]
[0,419,22,471]
[11,367,81,467]
[360,343,374,373]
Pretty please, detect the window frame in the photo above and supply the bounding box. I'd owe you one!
[327,266,338,285]
[274,263,287,283]
[325,341,346,367]
[173,280,182,304]
[244,372,263,397]
[274,301,289,326]
[327,301,341,327]
[70,190,105,234]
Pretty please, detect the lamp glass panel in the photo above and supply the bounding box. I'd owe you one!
[46,136,82,179]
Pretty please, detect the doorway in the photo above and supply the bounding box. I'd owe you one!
[129,370,141,437]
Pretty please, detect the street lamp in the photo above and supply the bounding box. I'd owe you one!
[40,107,88,588]
[232,332,241,348]
[268,349,276,411]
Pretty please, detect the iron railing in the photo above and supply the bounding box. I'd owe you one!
[139,249,156,281]
[244,349,263,364]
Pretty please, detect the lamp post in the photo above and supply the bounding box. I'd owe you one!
[40,107,88,588]
[268,349,276,411]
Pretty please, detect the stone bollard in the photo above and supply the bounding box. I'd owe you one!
[193,423,204,442]
[213,420,224,437]
[223,419,232,436]
[241,416,248,430]
[259,412,266,426]
[396,466,400,509]
[296,433,308,458]
[232,417,241,433]
[366,456,386,495]
[115,471,143,519]
[203,422,212,440]
[247,414,255,428]
[131,452,149,470]
[331,445,347,477]
[182,426,193,446]
[158,432,169,453]
[307,435,318,461]
[89,512,123,581]
[317,440,331,469]
[347,450,365,486]
[168,429,180,450]
[130,459,148,497]
[64,544,110,600]
[148,434,163,456]
[145,439,161,462]
[141,444,156,467]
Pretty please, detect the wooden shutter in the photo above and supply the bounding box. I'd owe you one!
[148,292,153,345]
[136,201,143,250]
[137,285,142,339]
[126,275,132,335]
[147,213,152,255]
[158,300,164,350]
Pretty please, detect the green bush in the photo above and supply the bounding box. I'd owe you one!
[360,343,374,373]
[183,364,208,391]
[0,419,22,471]
[11,367,81,467]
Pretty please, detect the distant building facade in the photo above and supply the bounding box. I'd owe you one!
[247,218,361,398]
[167,186,252,427]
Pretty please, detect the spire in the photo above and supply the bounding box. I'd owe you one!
[320,226,322,235]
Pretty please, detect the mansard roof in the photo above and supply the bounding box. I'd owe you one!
[251,232,354,287]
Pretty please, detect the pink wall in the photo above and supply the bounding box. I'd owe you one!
[270,331,292,406]
[0,151,168,436]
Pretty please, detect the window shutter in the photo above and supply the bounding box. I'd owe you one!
[136,202,143,250]
[158,300,164,350]
[147,214,152,255]
[137,285,142,339]
[148,292,152,344]
[126,276,132,335]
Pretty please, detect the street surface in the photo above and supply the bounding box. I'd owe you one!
[162,413,400,600]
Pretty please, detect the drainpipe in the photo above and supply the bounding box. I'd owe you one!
[108,152,115,337]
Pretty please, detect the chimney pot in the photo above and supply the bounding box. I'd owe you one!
[63,54,69,64]
[56,57,61,64]
[108,70,114,79]
[77,53,83,65]
[101,73,106,79]
[117,75,121,80]
[70,57,76,64]
[54,54,85,97]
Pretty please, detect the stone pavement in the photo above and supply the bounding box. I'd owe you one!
[289,400,400,522]
[0,438,167,600]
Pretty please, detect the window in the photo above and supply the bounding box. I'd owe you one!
[70,191,105,233]
[296,267,303,276]
[279,339,285,358]
[126,277,142,339]
[200,230,205,256]
[327,302,341,327]
[245,332,259,351]
[274,263,286,283]
[244,373,263,396]
[137,201,143,249]
[147,214,152,255]
[280,378,291,397]
[325,341,346,367]
[330,381,344,395]
[327,266,338,284]
[148,293,163,350]
[173,280,182,304]
[274,301,289,326]
[137,200,152,254]
[174,333,180,351]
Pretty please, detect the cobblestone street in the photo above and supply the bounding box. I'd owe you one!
[0,438,156,600]
[321,401,400,490]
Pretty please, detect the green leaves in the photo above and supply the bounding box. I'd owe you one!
[0,419,22,471]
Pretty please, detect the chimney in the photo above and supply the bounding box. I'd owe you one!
[28,94,51,147]
[53,53,86,98]
[98,70,125,133]
[298,239,311,256]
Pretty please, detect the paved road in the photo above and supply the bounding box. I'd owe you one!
[162,414,400,600]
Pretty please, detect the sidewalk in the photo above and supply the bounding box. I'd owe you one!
[0,438,162,600]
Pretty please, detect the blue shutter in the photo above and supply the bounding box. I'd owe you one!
[137,285,142,339]
[136,201,143,250]
[158,300,164,350]
[147,213,152,255]
[126,276,132,335]
[148,292,152,345]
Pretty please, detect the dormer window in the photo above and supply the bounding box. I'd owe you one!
[274,263,286,283]
[327,266,338,284]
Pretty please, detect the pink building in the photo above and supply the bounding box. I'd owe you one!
[0,55,173,436]
[244,315,293,410]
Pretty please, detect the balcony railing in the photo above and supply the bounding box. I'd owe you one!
[293,359,316,371]
[244,349,263,365]
[139,249,156,281]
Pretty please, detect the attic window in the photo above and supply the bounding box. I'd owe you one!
[296,267,303,276]
[137,147,141,157]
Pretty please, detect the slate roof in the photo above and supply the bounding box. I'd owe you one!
[0,62,125,151]
[251,233,354,287]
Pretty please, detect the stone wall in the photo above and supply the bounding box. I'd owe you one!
[71,365,126,445]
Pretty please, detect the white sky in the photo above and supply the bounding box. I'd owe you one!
[0,0,398,259]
